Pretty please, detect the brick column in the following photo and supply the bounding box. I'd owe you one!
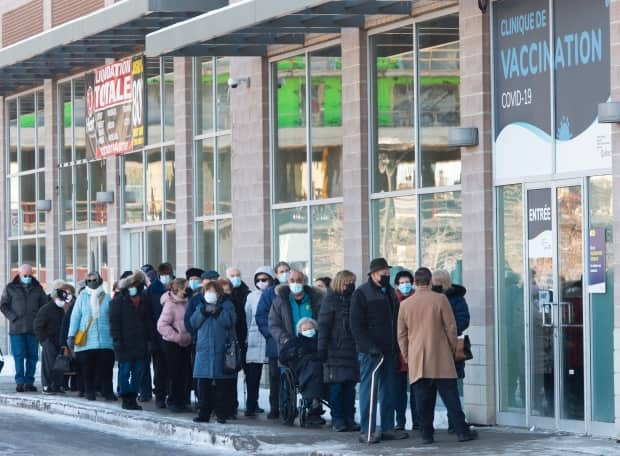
[459,3,495,425]
[610,0,620,440]
[230,56,271,280]
[341,28,370,280]
[43,79,59,282]
[173,57,195,275]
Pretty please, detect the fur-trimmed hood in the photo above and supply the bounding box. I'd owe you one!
[118,270,146,290]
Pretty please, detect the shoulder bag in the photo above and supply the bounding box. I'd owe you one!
[74,293,105,346]
[454,335,474,362]
[223,333,242,374]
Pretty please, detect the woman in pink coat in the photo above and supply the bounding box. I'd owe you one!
[157,278,192,412]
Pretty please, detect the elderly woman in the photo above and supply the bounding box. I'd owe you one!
[67,271,115,401]
[317,270,359,432]
[189,280,237,424]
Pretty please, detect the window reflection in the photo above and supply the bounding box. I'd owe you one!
[163,57,175,142]
[216,58,230,131]
[20,174,36,235]
[37,172,45,234]
[165,147,175,219]
[274,207,309,274]
[8,100,18,173]
[90,160,107,226]
[9,177,19,236]
[218,219,232,272]
[75,163,88,229]
[36,91,44,168]
[74,79,87,161]
[418,14,461,187]
[372,196,417,271]
[147,225,163,266]
[19,94,36,172]
[59,83,72,164]
[75,233,88,282]
[196,139,215,216]
[146,58,162,145]
[124,152,144,223]
[61,166,73,230]
[311,204,344,277]
[197,221,216,268]
[217,136,231,214]
[166,225,176,270]
[147,149,163,221]
[197,58,214,135]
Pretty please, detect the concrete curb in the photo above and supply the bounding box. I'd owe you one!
[0,393,261,453]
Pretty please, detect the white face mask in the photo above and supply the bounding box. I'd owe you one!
[204,291,218,304]
[54,299,65,308]
[301,328,316,338]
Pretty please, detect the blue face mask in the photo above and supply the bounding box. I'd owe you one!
[289,283,304,295]
[301,329,316,338]
[189,279,201,291]
[230,276,242,288]
[159,275,171,286]
[128,287,138,297]
[21,276,32,285]
[398,283,413,296]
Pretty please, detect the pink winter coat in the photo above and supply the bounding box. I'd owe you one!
[157,291,192,347]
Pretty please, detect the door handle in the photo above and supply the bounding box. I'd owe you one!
[541,302,554,328]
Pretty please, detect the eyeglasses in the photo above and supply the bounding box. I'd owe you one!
[85,279,98,284]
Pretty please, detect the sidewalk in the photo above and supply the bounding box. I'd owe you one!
[1,373,619,455]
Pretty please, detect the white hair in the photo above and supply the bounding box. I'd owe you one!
[296,317,318,335]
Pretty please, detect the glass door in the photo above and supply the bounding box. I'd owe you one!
[526,184,585,432]
[88,234,109,284]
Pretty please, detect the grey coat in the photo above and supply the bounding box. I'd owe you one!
[0,276,48,335]
[190,294,237,380]
[268,284,323,354]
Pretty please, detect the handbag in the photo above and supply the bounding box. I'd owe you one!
[223,335,242,374]
[454,335,474,362]
[74,317,93,347]
[52,354,72,374]
[0,347,4,374]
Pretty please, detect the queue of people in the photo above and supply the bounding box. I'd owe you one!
[0,257,477,446]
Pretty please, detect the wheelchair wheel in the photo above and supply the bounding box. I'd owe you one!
[299,398,308,427]
[279,368,297,426]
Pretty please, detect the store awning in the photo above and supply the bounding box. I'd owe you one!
[0,0,227,95]
[145,0,414,57]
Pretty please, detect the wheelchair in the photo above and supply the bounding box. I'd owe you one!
[279,365,329,427]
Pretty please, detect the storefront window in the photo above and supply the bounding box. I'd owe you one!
[497,185,526,413]
[272,46,344,278]
[193,57,233,271]
[371,196,417,271]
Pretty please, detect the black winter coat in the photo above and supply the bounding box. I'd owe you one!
[229,282,250,344]
[350,278,399,355]
[59,303,74,348]
[0,276,48,335]
[318,290,359,383]
[145,279,167,352]
[109,292,152,362]
[444,284,471,379]
[34,299,65,347]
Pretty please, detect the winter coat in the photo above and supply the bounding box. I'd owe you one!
[255,283,279,358]
[34,299,65,347]
[397,285,458,383]
[68,288,114,352]
[350,278,399,355]
[395,288,414,373]
[59,302,75,349]
[190,294,236,379]
[144,279,167,352]
[268,284,323,354]
[245,289,267,364]
[230,282,250,345]
[279,335,323,400]
[0,276,48,335]
[444,284,470,379]
[109,291,152,362]
[157,290,192,347]
[317,290,359,383]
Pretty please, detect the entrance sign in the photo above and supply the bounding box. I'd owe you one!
[527,188,552,259]
[86,55,145,159]
[588,228,606,294]
[492,0,610,179]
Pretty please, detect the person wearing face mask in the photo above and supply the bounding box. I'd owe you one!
[190,281,236,424]
[1,264,48,393]
[255,260,290,419]
[109,270,152,411]
[157,278,193,413]
[350,257,408,444]
[278,317,325,426]
[185,268,205,297]
[393,269,417,432]
[243,266,273,417]
[317,270,360,432]
[34,280,70,394]
[67,271,115,402]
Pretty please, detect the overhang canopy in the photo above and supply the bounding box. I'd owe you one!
[145,0,414,58]
[0,0,227,95]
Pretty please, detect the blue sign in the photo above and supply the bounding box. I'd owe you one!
[588,227,606,294]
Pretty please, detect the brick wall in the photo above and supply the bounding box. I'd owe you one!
[52,0,103,27]
[2,0,43,47]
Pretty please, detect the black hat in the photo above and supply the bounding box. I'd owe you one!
[368,257,391,274]
[185,268,205,280]
[201,270,220,280]
[394,269,413,285]
[141,264,155,274]
[120,270,133,280]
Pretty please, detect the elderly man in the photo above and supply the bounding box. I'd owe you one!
[350,257,407,444]
[1,264,48,392]
[398,267,477,444]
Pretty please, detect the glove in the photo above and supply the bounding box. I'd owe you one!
[202,304,219,316]
[319,350,328,363]
[67,336,75,350]
[367,346,382,357]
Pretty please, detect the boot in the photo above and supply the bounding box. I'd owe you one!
[122,394,143,411]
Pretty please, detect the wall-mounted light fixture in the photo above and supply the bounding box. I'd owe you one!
[227,77,250,89]
[598,102,620,123]
[478,0,488,14]
[35,200,52,212]
[448,127,479,147]
[96,191,115,204]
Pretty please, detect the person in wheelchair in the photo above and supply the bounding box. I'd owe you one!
[278,317,324,426]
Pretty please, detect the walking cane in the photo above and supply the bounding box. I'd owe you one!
[367,355,384,444]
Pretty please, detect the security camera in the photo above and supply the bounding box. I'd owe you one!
[227,77,250,89]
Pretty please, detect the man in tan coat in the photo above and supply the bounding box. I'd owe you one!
[397,267,477,444]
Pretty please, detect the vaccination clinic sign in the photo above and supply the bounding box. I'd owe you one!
[493,0,610,179]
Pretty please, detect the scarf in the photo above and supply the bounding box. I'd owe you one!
[84,285,104,319]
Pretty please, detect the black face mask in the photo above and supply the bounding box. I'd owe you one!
[85,279,100,290]
[379,275,390,288]
[343,283,355,296]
